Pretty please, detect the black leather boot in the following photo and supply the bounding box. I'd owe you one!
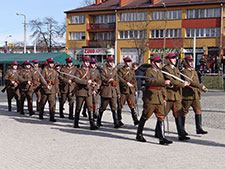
[154,120,160,138]
[97,110,104,127]
[16,99,21,112]
[88,111,98,130]
[59,103,65,118]
[136,117,146,142]
[8,99,12,112]
[175,117,190,141]
[36,101,40,112]
[28,100,34,116]
[82,103,88,117]
[49,106,56,122]
[68,104,74,120]
[117,109,124,126]
[131,108,139,125]
[195,114,208,134]
[157,120,173,145]
[112,110,121,128]
[20,100,25,115]
[181,116,188,136]
[73,110,80,128]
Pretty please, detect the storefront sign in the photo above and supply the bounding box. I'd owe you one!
[83,48,114,55]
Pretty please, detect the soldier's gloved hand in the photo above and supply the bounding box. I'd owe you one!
[118,94,120,98]
[165,80,170,85]
[184,81,190,87]
[127,82,134,88]
[47,85,51,90]
[88,80,92,84]
[28,81,32,85]
[92,91,97,95]
[135,92,137,96]
[108,78,114,82]
[11,81,15,84]
[68,79,72,84]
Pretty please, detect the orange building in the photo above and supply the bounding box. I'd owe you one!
[65,0,225,68]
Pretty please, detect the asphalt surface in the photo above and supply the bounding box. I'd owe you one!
[0,87,225,169]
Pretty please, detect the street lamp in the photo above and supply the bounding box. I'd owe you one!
[162,2,167,65]
[16,13,27,53]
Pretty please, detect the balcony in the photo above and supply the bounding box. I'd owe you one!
[87,40,115,48]
[87,23,116,32]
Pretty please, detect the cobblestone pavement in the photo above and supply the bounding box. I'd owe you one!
[0,89,225,169]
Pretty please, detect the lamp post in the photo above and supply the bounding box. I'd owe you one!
[162,2,168,65]
[4,35,12,53]
[16,13,26,53]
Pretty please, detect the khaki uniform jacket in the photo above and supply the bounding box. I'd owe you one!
[74,67,92,97]
[100,66,120,98]
[60,66,76,94]
[19,68,34,92]
[118,66,137,94]
[162,65,185,101]
[181,68,203,100]
[41,67,58,94]
[143,67,167,104]
[4,69,20,90]
[90,68,101,93]
[31,67,42,88]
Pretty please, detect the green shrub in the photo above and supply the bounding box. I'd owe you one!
[203,76,224,90]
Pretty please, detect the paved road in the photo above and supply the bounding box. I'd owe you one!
[0,88,225,169]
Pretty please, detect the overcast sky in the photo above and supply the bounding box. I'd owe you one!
[0,0,86,46]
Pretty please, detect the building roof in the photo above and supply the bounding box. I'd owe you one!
[65,0,225,13]
[0,52,80,65]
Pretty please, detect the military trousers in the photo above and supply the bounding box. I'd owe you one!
[75,96,93,113]
[33,86,41,102]
[39,93,56,117]
[20,90,33,113]
[120,93,135,109]
[61,92,75,106]
[142,102,165,121]
[99,97,117,112]
[165,100,183,118]
[7,88,20,101]
[181,99,201,117]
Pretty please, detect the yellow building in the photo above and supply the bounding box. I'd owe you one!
[65,0,225,69]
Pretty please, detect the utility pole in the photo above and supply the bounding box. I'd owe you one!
[16,13,27,53]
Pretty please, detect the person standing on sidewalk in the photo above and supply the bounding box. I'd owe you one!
[39,58,58,122]
[181,56,208,135]
[97,57,121,128]
[59,58,76,120]
[136,55,173,145]
[160,53,190,141]
[3,61,21,112]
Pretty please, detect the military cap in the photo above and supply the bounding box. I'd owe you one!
[32,60,39,64]
[150,55,162,62]
[106,57,114,62]
[66,57,73,63]
[47,58,54,63]
[82,56,90,62]
[166,53,176,59]
[11,61,18,65]
[90,59,96,64]
[123,57,132,62]
[23,60,30,65]
[185,56,193,62]
[55,62,60,67]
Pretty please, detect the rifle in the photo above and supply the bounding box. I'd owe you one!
[1,84,11,93]
[30,63,48,87]
[161,70,186,83]
[57,70,81,81]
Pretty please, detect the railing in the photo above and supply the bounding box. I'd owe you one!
[87,40,115,47]
[87,23,116,31]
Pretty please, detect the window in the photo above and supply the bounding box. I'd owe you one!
[119,30,147,39]
[94,15,116,24]
[92,32,115,40]
[151,29,181,38]
[151,11,164,20]
[120,12,147,21]
[166,10,182,20]
[187,8,220,19]
[186,28,220,37]
[70,15,85,24]
[70,32,85,40]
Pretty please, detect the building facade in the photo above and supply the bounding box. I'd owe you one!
[65,0,225,68]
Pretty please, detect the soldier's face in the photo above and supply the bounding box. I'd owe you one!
[49,63,54,68]
[125,61,132,67]
[108,61,114,67]
[187,61,194,68]
[83,61,90,67]
[26,65,31,69]
[67,62,72,67]
[169,58,176,65]
[12,65,17,70]
[34,63,39,68]
[90,63,96,68]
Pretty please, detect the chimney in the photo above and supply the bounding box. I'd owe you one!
[151,0,160,4]
[119,0,133,7]
[95,0,102,5]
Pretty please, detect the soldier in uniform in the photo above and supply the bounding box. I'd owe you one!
[59,58,76,119]
[55,62,62,114]
[136,55,173,145]
[73,56,98,130]
[117,57,139,126]
[160,53,190,141]
[3,61,21,112]
[31,60,42,112]
[19,60,34,116]
[97,57,121,128]
[181,56,208,134]
[82,59,101,118]
[39,58,58,122]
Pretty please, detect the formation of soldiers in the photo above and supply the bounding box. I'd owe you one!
[3,54,208,145]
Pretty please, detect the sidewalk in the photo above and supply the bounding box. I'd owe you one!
[0,101,225,169]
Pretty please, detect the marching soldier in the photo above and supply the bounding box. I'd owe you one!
[97,57,121,128]
[19,60,34,116]
[136,55,173,145]
[181,56,208,135]
[73,56,98,130]
[82,59,101,118]
[55,62,62,114]
[3,61,21,112]
[31,60,42,112]
[160,53,190,141]
[117,57,139,126]
[59,58,76,119]
[39,58,58,122]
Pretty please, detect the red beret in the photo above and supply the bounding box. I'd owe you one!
[47,58,54,63]
[23,60,30,65]
[55,62,60,67]
[11,61,18,65]
[166,53,176,59]
[107,57,114,62]
[185,56,193,62]
[151,56,162,62]
[90,59,96,64]
[44,61,48,66]
[82,56,90,62]
[123,57,132,62]
[66,57,73,62]
[32,60,39,64]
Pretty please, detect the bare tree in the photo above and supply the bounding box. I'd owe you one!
[82,0,94,6]
[29,17,64,52]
